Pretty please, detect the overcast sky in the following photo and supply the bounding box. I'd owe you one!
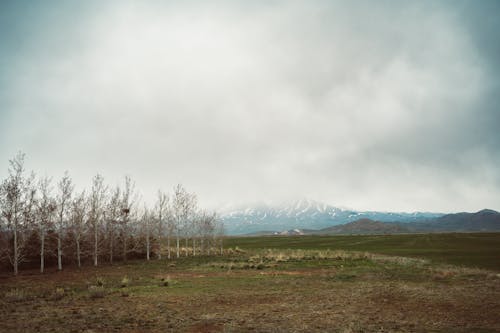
[1,1,499,212]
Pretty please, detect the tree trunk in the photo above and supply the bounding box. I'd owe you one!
[167,234,171,259]
[93,225,98,267]
[176,232,180,258]
[76,238,81,268]
[157,233,162,260]
[123,234,127,263]
[40,229,45,273]
[109,231,113,265]
[192,238,196,256]
[13,224,18,276]
[57,234,62,271]
[146,229,150,261]
[157,214,162,260]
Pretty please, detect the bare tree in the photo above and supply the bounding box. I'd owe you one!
[106,186,121,265]
[198,211,216,255]
[88,174,106,267]
[155,190,168,260]
[173,186,197,257]
[0,152,223,273]
[120,176,136,263]
[0,152,28,275]
[141,205,153,261]
[188,194,199,256]
[37,176,56,273]
[70,190,86,268]
[56,172,73,271]
[216,219,225,255]
[172,184,187,258]
[165,204,174,259]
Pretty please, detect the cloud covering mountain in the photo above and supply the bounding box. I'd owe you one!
[1,1,499,212]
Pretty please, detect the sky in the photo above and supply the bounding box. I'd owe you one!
[1,0,499,213]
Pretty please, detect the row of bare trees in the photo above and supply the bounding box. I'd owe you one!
[0,152,224,275]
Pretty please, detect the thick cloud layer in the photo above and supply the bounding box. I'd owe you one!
[1,1,499,212]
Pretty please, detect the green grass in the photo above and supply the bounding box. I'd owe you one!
[225,232,500,271]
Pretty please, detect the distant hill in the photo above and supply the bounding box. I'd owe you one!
[317,218,410,234]
[409,209,500,232]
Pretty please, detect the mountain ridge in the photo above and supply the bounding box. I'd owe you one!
[220,199,444,235]
[236,209,500,236]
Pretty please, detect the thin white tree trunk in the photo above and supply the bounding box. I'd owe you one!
[57,234,62,271]
[13,222,18,276]
[176,232,180,258]
[76,238,81,268]
[123,234,127,263]
[167,234,171,259]
[40,229,45,273]
[94,225,98,266]
[157,233,161,260]
[157,212,162,260]
[146,227,150,261]
[109,231,113,265]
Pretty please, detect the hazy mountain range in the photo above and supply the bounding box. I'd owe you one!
[221,199,442,235]
[220,200,500,235]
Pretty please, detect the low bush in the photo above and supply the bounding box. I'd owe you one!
[51,287,65,301]
[95,276,105,287]
[121,276,130,288]
[88,285,106,299]
[160,275,171,287]
[4,289,29,302]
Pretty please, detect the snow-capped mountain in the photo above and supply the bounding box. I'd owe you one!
[220,199,443,235]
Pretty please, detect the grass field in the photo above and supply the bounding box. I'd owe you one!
[225,232,500,271]
[1,233,499,332]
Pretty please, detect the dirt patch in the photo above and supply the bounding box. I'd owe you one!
[186,320,224,333]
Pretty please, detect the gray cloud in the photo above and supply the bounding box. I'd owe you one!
[1,0,499,212]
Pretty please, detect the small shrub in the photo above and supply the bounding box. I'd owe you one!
[95,276,105,287]
[234,246,246,254]
[88,285,106,299]
[121,276,129,288]
[160,275,171,287]
[5,289,28,302]
[51,287,65,301]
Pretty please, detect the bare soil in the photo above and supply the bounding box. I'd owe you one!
[1,252,499,332]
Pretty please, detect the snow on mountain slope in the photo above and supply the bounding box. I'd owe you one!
[220,199,443,235]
